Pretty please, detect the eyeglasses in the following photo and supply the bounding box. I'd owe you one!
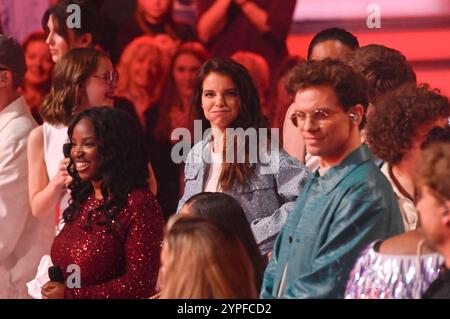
[91,70,119,87]
[290,109,334,128]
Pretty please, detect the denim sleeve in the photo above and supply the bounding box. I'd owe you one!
[176,143,204,213]
[251,152,311,254]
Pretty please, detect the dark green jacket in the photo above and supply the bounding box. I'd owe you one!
[261,145,404,299]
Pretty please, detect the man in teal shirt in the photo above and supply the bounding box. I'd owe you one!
[261,59,404,299]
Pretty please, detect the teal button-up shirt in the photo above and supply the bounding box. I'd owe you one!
[261,145,404,299]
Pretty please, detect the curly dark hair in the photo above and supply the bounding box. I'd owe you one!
[285,58,369,129]
[366,84,450,165]
[421,126,450,150]
[348,44,417,104]
[63,107,149,228]
[417,142,450,203]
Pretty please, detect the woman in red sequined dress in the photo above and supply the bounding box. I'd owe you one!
[41,107,164,299]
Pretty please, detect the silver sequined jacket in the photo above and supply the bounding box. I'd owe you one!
[177,136,311,255]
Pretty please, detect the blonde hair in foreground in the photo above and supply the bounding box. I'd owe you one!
[160,215,257,299]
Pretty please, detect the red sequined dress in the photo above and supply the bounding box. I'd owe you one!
[51,189,164,298]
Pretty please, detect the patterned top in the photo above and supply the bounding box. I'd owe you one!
[51,189,164,299]
[345,240,444,299]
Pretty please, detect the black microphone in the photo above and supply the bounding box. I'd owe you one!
[48,265,64,283]
[63,143,71,158]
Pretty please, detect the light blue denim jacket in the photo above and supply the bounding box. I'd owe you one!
[177,136,311,255]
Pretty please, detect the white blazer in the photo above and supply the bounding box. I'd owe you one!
[0,96,53,298]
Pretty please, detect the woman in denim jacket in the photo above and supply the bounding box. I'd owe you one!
[177,58,310,256]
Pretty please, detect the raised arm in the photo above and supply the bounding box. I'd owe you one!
[27,126,71,219]
[196,0,233,43]
[235,0,296,40]
[234,0,269,33]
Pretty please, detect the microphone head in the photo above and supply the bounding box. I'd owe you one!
[48,265,64,283]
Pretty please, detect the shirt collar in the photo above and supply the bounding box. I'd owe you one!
[0,96,30,132]
[315,144,373,194]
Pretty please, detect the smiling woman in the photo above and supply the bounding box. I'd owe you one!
[177,57,311,256]
[28,48,115,225]
[40,107,165,299]
[69,118,100,183]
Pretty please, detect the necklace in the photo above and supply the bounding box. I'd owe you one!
[388,165,416,204]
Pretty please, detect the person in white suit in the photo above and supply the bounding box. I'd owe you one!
[0,35,53,298]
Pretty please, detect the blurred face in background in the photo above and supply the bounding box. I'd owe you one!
[138,0,172,24]
[46,15,70,63]
[45,14,92,63]
[174,53,202,100]
[130,46,160,89]
[24,40,53,86]
[81,56,116,109]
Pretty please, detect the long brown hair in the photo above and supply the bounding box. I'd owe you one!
[191,58,268,191]
[154,42,209,142]
[40,48,108,126]
[160,214,257,299]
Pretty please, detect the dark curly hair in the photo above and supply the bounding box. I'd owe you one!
[421,126,450,150]
[348,44,416,104]
[366,84,450,165]
[63,107,149,228]
[417,142,450,203]
[285,58,369,129]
